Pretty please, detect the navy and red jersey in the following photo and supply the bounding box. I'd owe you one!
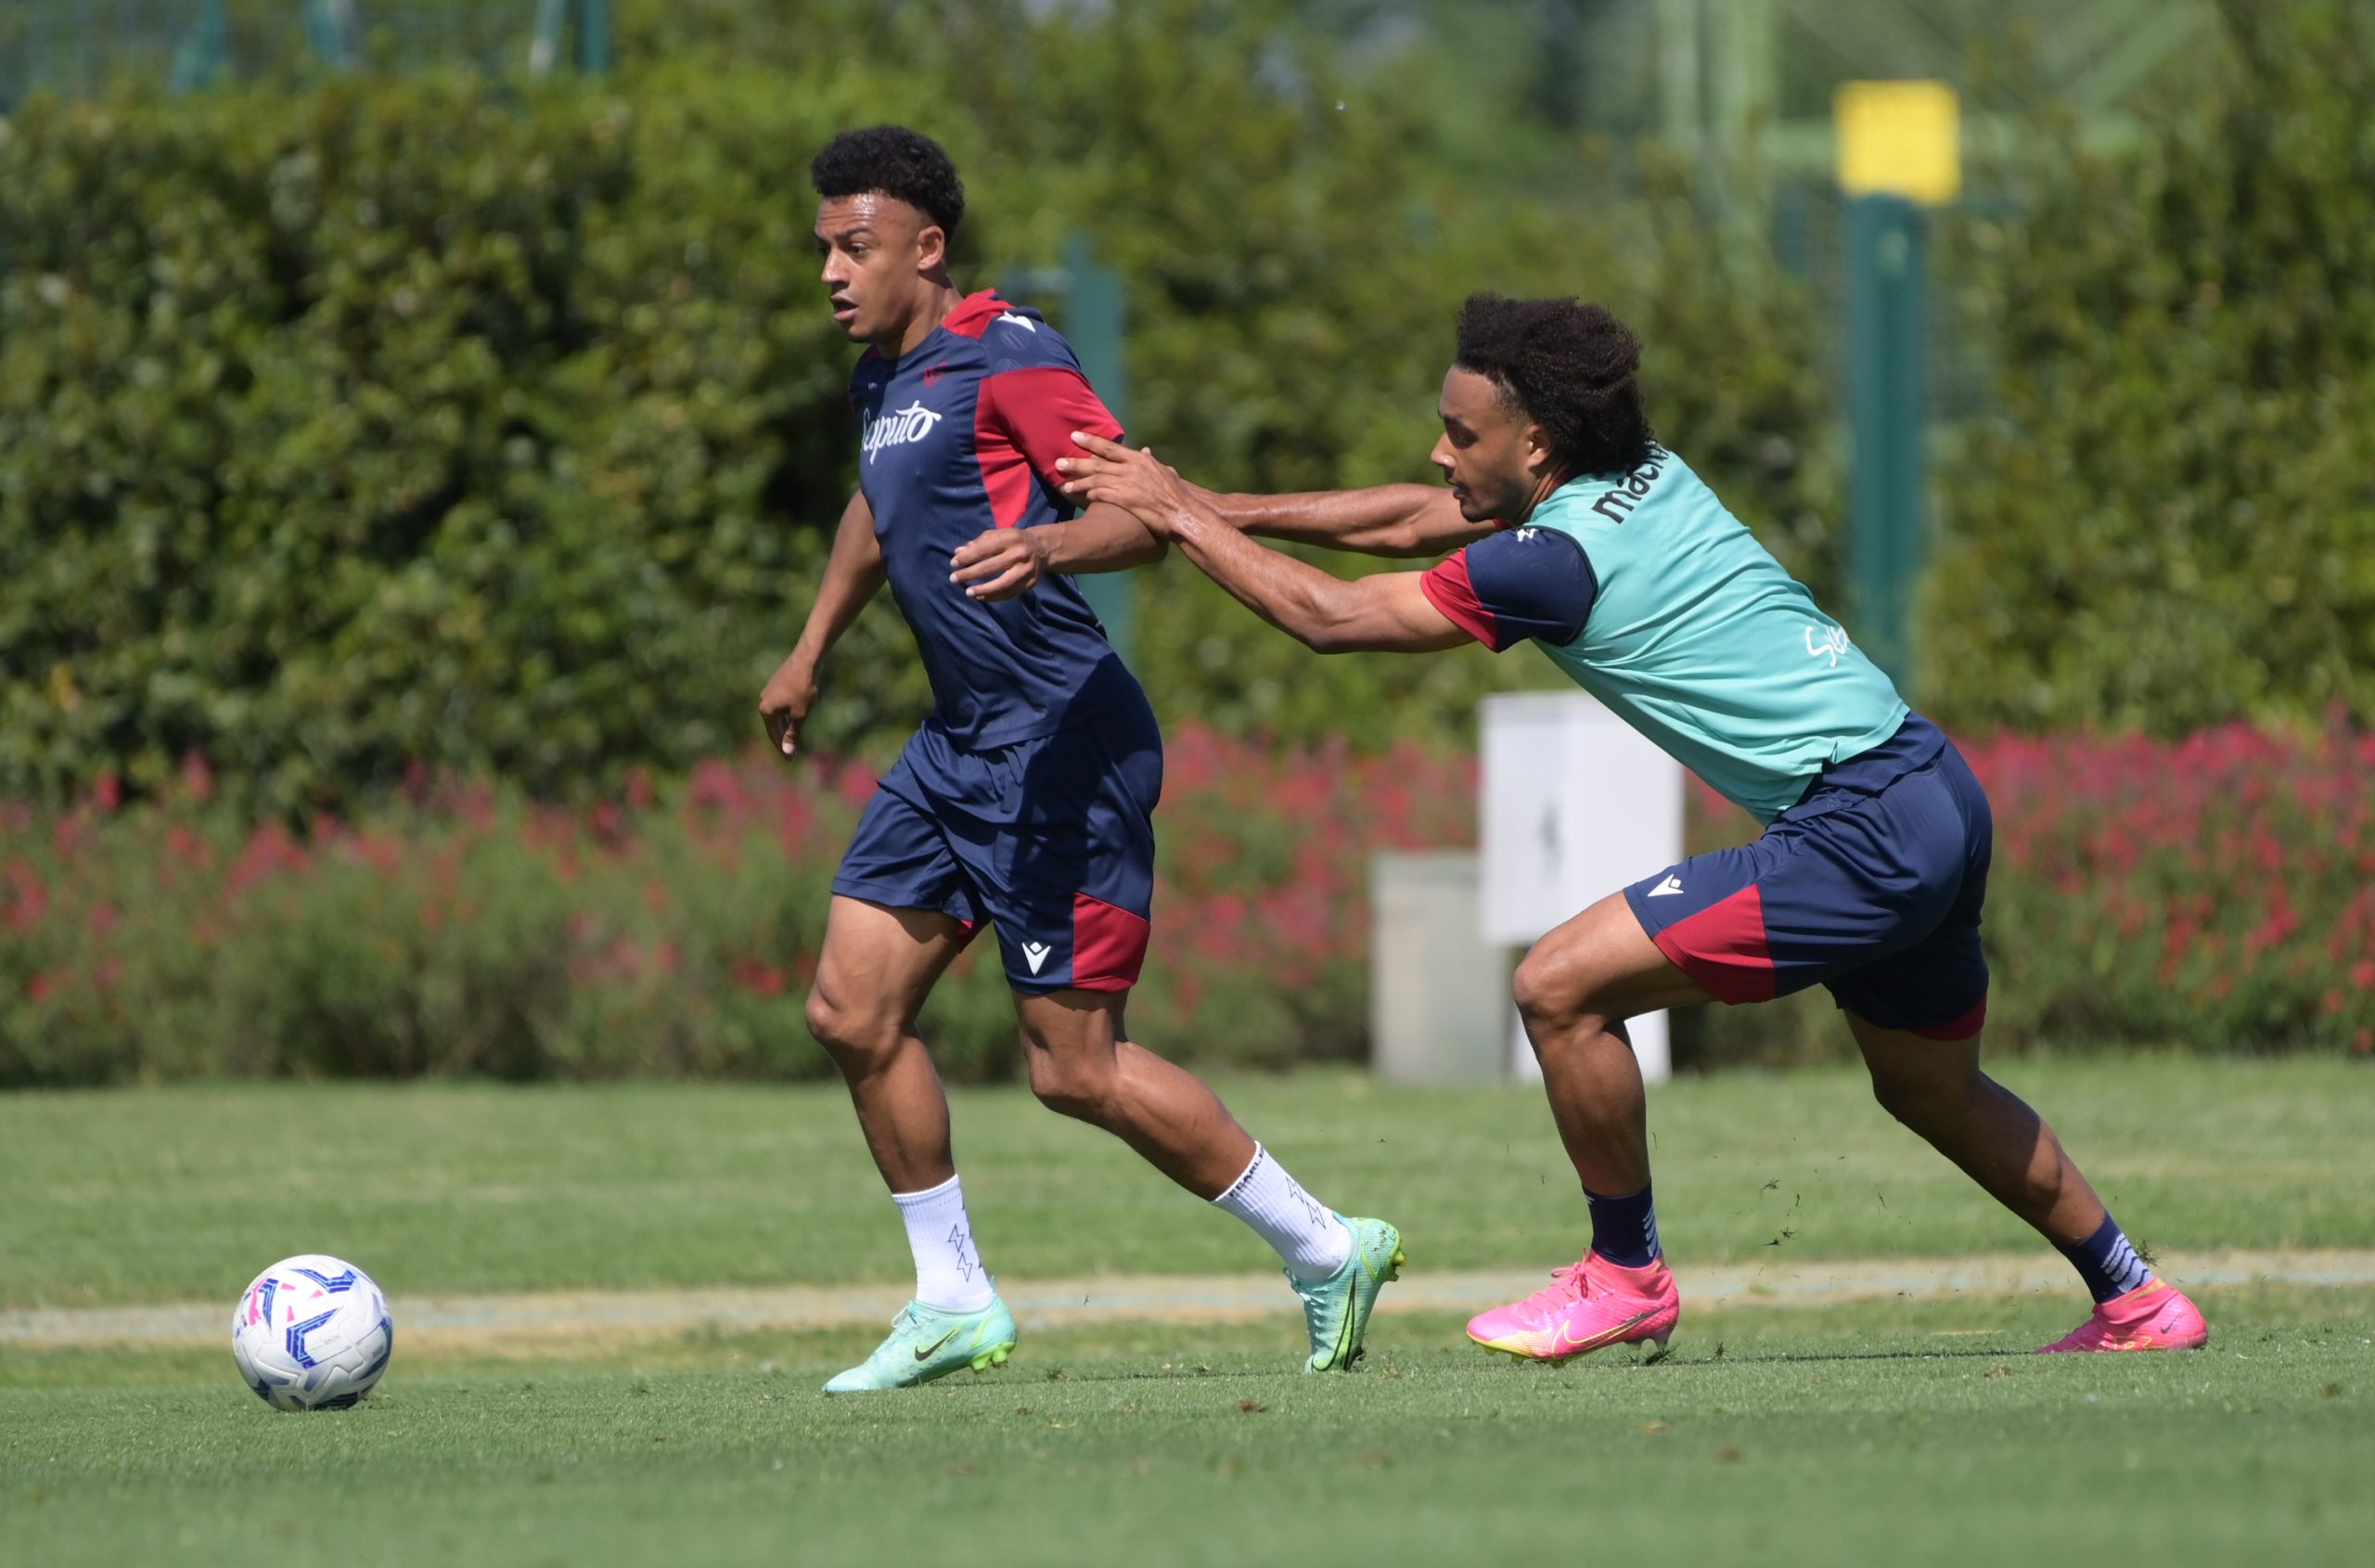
[851,290,1139,750]
[1419,525,1598,651]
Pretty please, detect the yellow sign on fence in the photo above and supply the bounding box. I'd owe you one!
[1835,80,1961,205]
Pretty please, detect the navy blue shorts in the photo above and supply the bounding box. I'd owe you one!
[830,690,1162,994]
[1623,715,1993,1039]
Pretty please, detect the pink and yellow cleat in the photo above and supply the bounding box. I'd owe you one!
[2036,1278,2209,1353]
[1467,1251,1680,1363]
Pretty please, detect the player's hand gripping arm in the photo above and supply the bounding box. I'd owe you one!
[1059,433,1470,653]
[760,490,884,757]
[1059,455,1495,559]
[945,502,1167,602]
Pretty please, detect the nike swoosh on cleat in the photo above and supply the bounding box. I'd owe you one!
[913,1327,961,1361]
[1549,1309,1657,1357]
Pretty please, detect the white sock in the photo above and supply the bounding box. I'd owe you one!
[892,1175,995,1312]
[1210,1145,1353,1281]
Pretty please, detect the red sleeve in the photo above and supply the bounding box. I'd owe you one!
[1419,532,1596,651]
[981,366,1124,487]
[1419,552,1505,650]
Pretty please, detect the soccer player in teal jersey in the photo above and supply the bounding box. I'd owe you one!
[1052,294,2207,1359]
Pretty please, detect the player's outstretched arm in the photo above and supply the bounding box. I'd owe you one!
[946,502,1166,602]
[761,489,885,757]
[1196,482,1498,559]
[1062,433,1470,654]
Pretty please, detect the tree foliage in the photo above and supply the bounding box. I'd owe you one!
[1929,0,2375,733]
[0,1,1835,809]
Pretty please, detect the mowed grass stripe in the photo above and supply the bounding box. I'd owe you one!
[5,1298,2370,1568]
[5,1058,2371,1309]
[7,1249,2374,1351]
[5,1060,2370,1568]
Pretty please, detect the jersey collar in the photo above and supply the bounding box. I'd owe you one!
[939,289,1018,339]
[860,291,1016,372]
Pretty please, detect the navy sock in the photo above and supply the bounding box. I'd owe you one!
[2057,1213,2153,1304]
[1585,1183,1661,1268]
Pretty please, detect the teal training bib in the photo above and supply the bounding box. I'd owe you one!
[1522,445,1907,823]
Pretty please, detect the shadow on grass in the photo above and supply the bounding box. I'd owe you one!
[995,1343,2033,1387]
[1650,1346,2023,1367]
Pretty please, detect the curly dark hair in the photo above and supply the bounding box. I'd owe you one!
[1453,293,1654,475]
[810,125,966,237]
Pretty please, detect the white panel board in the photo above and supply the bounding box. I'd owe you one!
[1481,691,1684,1085]
[1369,853,1508,1085]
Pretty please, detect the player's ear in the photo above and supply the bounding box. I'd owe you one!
[915,222,948,274]
[1523,421,1558,476]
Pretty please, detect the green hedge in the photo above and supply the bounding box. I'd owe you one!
[0,73,893,815]
[1929,0,2375,732]
[0,1,1836,813]
[8,0,2366,812]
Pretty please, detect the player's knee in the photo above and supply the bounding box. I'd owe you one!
[1869,1074,1921,1129]
[803,984,892,1066]
[1026,1051,1117,1123]
[1512,950,1597,1035]
[1510,953,1560,1024]
[1868,1066,1969,1134]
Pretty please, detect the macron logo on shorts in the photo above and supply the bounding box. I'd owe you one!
[1647,875,1686,898]
[1021,941,1053,974]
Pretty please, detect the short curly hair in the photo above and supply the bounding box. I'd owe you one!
[1454,293,1653,475]
[810,125,966,237]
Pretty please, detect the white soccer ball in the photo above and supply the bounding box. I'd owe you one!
[230,1254,394,1411]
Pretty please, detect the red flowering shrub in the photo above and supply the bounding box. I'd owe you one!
[5,722,2364,1085]
[0,727,1472,1085]
[1967,724,2375,1054]
[1685,721,2375,1064]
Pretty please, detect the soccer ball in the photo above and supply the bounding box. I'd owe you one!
[230,1254,394,1411]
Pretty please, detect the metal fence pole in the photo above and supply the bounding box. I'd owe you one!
[304,0,356,71]
[532,1,612,79]
[1835,80,1956,700]
[579,0,610,74]
[1843,192,1926,695]
[170,0,227,92]
[1055,234,1135,671]
[530,0,567,77]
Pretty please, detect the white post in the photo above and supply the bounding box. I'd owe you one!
[1480,692,1684,1086]
[1368,853,1508,1085]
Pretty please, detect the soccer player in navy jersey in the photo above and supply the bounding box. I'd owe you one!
[1058,293,2207,1364]
[756,127,1404,1392]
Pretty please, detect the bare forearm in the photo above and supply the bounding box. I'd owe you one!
[1166,505,1366,651]
[1206,483,1491,557]
[792,498,886,666]
[1030,501,1169,575]
[796,560,884,667]
[1056,431,1469,654]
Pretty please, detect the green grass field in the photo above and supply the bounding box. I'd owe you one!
[6,1059,2373,1566]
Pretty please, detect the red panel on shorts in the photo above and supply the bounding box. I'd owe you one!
[1911,994,1987,1041]
[1072,893,1149,991]
[1650,883,1778,1004]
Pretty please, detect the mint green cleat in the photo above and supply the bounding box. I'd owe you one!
[1294,1215,1406,1372]
[822,1295,1019,1394]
